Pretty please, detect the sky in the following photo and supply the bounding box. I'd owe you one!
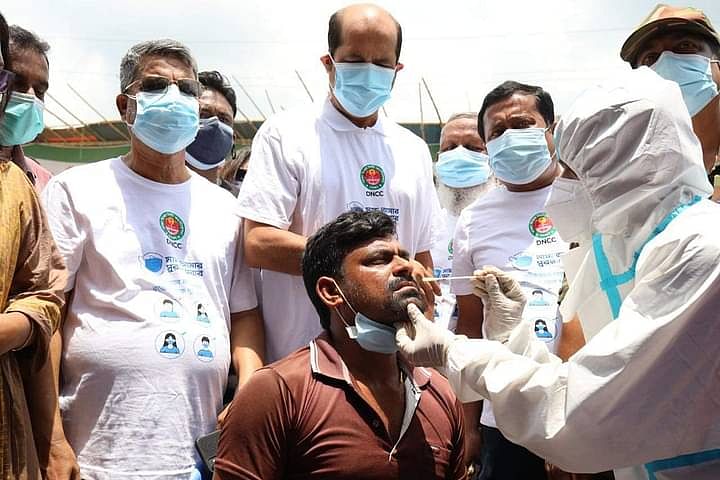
[4,0,720,128]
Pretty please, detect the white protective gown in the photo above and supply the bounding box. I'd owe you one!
[444,68,720,479]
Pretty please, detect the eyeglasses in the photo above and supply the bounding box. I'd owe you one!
[124,75,201,98]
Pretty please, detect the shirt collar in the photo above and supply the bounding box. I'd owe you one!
[310,333,432,389]
[10,146,35,185]
[319,97,389,137]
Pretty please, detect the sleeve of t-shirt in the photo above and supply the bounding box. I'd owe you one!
[450,211,475,296]
[236,116,299,230]
[229,218,258,313]
[215,368,293,480]
[41,177,87,292]
[414,143,443,255]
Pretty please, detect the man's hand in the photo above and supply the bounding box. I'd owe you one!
[218,403,231,426]
[471,266,526,342]
[44,437,80,480]
[395,304,457,366]
[408,259,440,320]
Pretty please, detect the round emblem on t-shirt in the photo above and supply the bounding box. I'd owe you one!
[346,201,365,213]
[360,164,385,191]
[528,212,556,238]
[157,298,182,321]
[159,211,186,241]
[193,334,215,362]
[156,330,185,359]
[532,318,555,342]
[140,252,165,274]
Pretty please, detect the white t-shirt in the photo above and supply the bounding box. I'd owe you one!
[430,209,458,331]
[238,99,441,362]
[452,184,568,428]
[42,158,257,479]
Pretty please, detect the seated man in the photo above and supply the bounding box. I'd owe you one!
[216,211,466,479]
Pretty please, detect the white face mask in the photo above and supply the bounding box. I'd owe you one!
[545,177,594,243]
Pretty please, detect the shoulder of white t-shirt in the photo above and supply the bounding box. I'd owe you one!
[187,170,240,210]
[49,157,116,187]
[258,103,321,139]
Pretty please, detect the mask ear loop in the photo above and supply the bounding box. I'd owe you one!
[331,280,359,339]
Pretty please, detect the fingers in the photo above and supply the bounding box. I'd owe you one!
[407,303,424,323]
[395,324,415,349]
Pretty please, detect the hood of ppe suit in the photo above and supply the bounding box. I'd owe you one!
[554,67,712,335]
[555,67,711,251]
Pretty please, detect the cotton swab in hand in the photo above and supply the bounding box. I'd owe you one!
[422,275,478,282]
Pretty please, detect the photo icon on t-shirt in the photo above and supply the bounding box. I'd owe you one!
[156,330,185,359]
[194,334,215,362]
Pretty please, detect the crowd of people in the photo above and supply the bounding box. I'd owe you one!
[1,2,720,480]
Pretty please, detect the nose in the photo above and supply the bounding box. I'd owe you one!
[391,255,414,279]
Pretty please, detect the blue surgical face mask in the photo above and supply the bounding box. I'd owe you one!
[0,91,44,146]
[331,56,396,118]
[436,146,491,188]
[333,282,398,354]
[186,116,234,170]
[650,51,719,117]
[486,127,553,185]
[128,84,199,154]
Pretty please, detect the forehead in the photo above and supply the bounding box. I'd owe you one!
[343,235,400,260]
[137,55,195,79]
[199,88,232,114]
[336,14,398,59]
[11,48,49,76]
[441,118,480,139]
[483,93,543,124]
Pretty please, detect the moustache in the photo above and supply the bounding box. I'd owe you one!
[389,276,420,292]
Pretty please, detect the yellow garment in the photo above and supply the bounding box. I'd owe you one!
[0,160,66,479]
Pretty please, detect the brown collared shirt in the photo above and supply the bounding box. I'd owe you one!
[216,334,466,479]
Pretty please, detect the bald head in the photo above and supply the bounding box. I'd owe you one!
[328,3,402,63]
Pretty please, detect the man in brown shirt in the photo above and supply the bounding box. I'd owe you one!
[216,210,466,479]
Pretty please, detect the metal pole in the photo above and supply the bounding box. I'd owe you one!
[418,82,426,142]
[265,89,276,114]
[43,106,87,143]
[295,69,315,103]
[67,83,130,141]
[46,92,107,142]
[421,77,443,128]
[236,105,258,135]
[231,75,266,120]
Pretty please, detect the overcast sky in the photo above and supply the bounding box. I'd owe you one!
[4,0,720,127]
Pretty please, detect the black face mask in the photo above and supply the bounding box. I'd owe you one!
[185,116,234,169]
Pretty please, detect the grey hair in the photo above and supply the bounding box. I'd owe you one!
[119,39,197,92]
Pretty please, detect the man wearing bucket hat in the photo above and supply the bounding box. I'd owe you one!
[621,4,720,173]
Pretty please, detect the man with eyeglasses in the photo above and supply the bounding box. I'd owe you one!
[621,4,720,174]
[238,3,441,364]
[0,11,68,480]
[42,39,264,479]
[185,70,237,184]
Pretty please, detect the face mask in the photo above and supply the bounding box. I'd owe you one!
[650,51,719,116]
[333,282,398,354]
[185,116,234,170]
[128,84,199,154]
[545,177,594,243]
[0,91,44,146]
[331,57,395,118]
[436,146,491,188]
[486,127,553,185]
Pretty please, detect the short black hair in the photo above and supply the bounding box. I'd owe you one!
[303,210,397,330]
[163,299,173,305]
[532,289,543,295]
[199,70,237,117]
[201,336,210,343]
[478,81,554,141]
[9,25,49,66]
[328,11,402,63]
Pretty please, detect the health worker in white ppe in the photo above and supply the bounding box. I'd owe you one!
[395,67,720,480]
